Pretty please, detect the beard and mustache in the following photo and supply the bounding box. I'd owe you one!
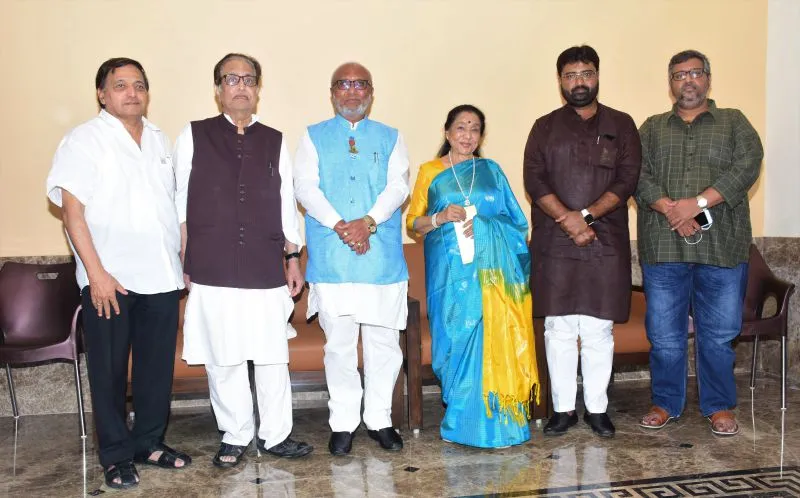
[675,81,708,109]
[561,82,599,108]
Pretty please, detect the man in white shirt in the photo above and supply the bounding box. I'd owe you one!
[175,53,311,467]
[295,62,410,456]
[46,58,189,490]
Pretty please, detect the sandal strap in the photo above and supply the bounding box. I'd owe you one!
[217,442,247,458]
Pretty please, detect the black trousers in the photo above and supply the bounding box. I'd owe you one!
[81,287,179,467]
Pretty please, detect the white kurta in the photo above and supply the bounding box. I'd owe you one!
[174,115,303,366]
[294,121,410,327]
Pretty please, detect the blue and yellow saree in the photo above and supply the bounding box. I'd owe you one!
[407,157,539,448]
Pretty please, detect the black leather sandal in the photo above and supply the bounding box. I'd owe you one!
[212,442,247,468]
[104,460,139,489]
[134,442,192,469]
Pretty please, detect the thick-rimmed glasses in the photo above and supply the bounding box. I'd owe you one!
[222,74,259,87]
[333,79,371,91]
[671,68,707,81]
[561,70,597,81]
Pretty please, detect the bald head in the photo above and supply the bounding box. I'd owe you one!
[330,62,372,87]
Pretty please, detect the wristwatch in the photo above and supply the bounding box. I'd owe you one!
[284,252,301,262]
[580,208,595,226]
[696,195,708,209]
[363,215,377,234]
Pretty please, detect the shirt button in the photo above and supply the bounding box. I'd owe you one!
[239,227,245,232]
[350,199,355,204]
[239,233,245,239]
[240,197,245,202]
[239,241,245,246]
[237,154,242,159]
[350,176,356,181]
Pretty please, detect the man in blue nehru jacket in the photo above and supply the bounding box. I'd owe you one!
[295,62,410,456]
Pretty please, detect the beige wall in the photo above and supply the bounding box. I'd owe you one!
[0,0,767,257]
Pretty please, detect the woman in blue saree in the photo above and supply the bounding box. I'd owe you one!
[406,105,538,448]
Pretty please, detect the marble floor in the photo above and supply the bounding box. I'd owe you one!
[0,375,798,497]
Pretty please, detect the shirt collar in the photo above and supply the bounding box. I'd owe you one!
[559,102,617,138]
[668,98,719,123]
[334,112,366,130]
[223,113,260,127]
[98,109,160,131]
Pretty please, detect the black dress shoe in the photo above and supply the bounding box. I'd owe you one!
[328,431,355,456]
[543,411,579,436]
[367,427,403,451]
[584,412,615,438]
[258,437,313,458]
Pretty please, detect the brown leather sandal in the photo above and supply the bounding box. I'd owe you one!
[639,406,677,430]
[708,410,739,436]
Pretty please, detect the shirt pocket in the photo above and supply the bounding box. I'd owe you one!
[157,154,176,193]
[592,142,618,169]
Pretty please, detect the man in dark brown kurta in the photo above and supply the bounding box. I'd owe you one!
[523,46,641,438]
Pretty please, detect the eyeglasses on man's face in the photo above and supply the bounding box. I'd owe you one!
[222,74,259,87]
[332,79,372,91]
[561,70,597,82]
[671,68,707,81]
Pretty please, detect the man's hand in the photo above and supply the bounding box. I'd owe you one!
[88,270,128,319]
[555,210,588,239]
[666,198,701,230]
[650,197,677,215]
[675,219,701,237]
[285,259,305,297]
[338,218,371,253]
[573,226,596,247]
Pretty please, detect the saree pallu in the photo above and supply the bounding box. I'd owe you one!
[424,158,538,448]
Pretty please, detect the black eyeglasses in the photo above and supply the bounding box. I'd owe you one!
[332,79,371,91]
[561,70,597,81]
[671,68,707,81]
[222,74,259,87]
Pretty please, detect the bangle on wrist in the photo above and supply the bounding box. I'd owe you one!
[430,212,440,229]
[284,252,301,262]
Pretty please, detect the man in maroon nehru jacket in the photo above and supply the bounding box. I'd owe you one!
[174,53,312,467]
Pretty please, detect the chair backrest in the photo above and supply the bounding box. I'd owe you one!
[403,243,427,317]
[0,262,80,347]
[743,244,773,322]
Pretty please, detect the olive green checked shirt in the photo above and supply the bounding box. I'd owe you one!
[635,100,763,268]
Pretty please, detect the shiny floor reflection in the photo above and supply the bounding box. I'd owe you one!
[0,375,797,497]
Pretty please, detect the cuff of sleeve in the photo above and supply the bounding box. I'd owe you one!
[47,184,90,208]
[637,185,668,210]
[530,186,554,204]
[712,180,746,208]
[320,211,343,230]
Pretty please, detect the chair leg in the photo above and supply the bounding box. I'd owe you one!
[5,365,19,419]
[781,336,787,411]
[73,359,87,439]
[750,336,759,389]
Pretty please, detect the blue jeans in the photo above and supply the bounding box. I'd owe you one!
[641,262,748,417]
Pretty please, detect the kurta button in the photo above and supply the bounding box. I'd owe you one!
[350,199,355,204]
[239,227,245,232]
[239,233,245,239]
[350,176,356,180]
[237,154,242,159]
[239,241,245,246]
[240,197,245,202]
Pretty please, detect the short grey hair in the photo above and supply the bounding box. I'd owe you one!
[668,49,711,77]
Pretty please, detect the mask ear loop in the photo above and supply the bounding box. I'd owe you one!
[684,232,703,245]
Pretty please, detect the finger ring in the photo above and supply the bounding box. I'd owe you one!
[349,241,355,246]
[357,242,362,247]
[343,231,349,237]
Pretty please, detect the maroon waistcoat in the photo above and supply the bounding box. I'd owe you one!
[184,115,285,289]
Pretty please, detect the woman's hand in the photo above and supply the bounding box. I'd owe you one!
[438,204,467,224]
[463,219,474,238]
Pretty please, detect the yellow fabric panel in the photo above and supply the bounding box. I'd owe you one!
[406,158,447,233]
[479,268,540,425]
